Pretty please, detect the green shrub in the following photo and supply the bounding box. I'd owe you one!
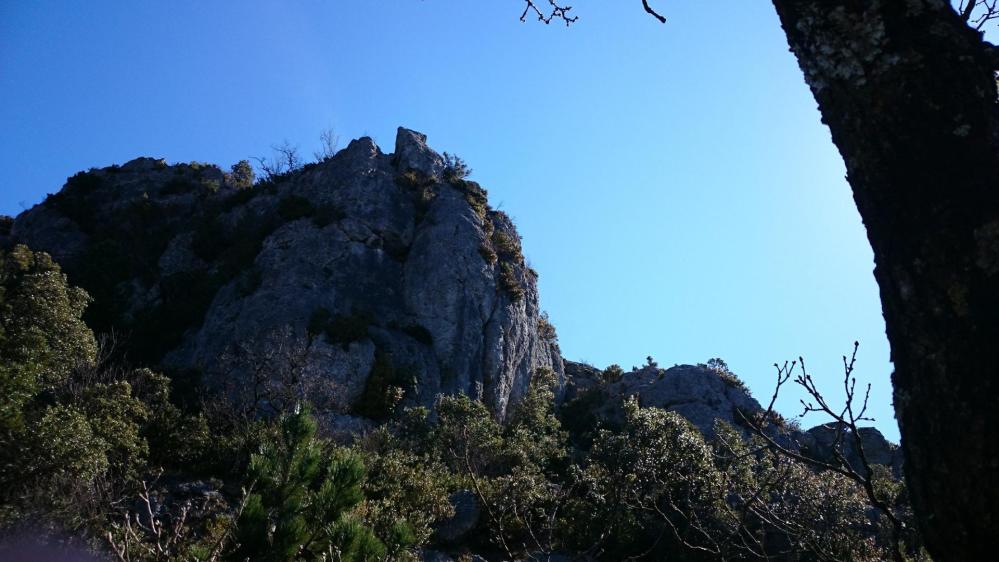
[699,357,749,393]
[395,171,437,222]
[504,369,567,471]
[353,352,413,420]
[200,178,221,193]
[0,245,97,431]
[499,262,524,301]
[232,408,385,562]
[277,194,315,221]
[357,431,454,550]
[537,312,557,343]
[602,364,625,383]
[442,152,472,180]
[559,387,616,449]
[229,159,255,189]
[568,398,723,559]
[491,230,522,263]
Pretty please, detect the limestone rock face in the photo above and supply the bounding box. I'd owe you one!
[800,424,904,478]
[564,363,764,438]
[561,361,903,472]
[611,364,764,437]
[12,127,563,422]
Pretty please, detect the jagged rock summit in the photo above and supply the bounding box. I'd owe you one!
[10,127,563,424]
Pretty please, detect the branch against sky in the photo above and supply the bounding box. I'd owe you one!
[519,1,996,32]
[518,1,666,25]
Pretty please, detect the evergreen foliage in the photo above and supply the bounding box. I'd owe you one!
[232,407,384,562]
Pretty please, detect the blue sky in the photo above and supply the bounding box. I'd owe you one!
[0,1,898,439]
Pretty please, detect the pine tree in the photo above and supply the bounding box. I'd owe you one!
[231,406,384,561]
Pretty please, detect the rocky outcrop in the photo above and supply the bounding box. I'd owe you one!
[11,128,563,422]
[560,362,764,438]
[799,424,904,478]
[434,490,480,543]
[561,361,903,474]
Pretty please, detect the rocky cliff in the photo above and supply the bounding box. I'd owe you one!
[561,359,903,472]
[7,126,900,466]
[10,128,563,423]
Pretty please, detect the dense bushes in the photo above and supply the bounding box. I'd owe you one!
[0,245,924,561]
[0,245,97,430]
[0,246,169,535]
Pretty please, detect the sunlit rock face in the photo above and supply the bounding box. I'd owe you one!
[561,361,765,438]
[561,359,902,472]
[11,127,563,422]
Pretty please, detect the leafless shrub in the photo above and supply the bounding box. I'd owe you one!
[252,141,302,181]
[957,0,999,29]
[313,127,340,162]
[738,343,913,562]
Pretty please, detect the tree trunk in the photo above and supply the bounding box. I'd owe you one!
[768,1,999,559]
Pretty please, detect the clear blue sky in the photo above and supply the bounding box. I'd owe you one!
[0,1,898,440]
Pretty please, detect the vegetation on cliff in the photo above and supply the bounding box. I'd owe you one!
[0,242,923,560]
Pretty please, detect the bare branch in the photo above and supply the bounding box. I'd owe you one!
[520,0,578,25]
[642,0,667,24]
[744,344,908,562]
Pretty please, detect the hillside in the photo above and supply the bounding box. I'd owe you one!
[0,129,913,561]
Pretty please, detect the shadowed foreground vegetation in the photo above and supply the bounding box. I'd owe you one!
[0,244,925,560]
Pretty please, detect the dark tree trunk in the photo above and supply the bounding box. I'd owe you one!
[769,1,999,559]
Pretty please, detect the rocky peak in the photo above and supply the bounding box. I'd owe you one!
[11,127,563,425]
[394,127,445,177]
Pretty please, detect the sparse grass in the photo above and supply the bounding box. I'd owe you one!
[452,179,489,221]
[395,171,437,222]
[478,244,498,264]
[499,262,524,302]
[491,230,523,263]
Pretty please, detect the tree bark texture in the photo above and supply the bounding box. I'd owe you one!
[769,1,999,559]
